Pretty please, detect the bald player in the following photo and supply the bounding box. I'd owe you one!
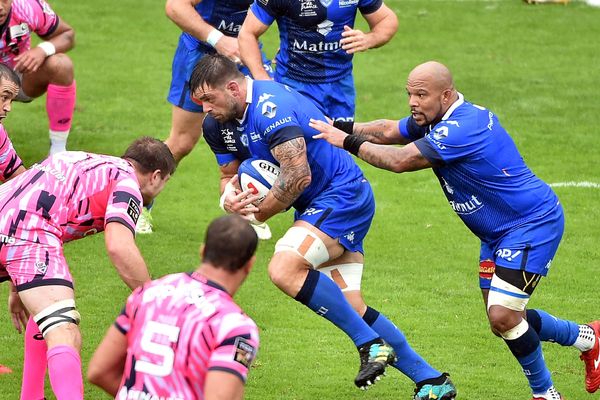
[310,61,600,400]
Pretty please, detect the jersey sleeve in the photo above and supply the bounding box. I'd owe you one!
[413,121,481,166]
[203,116,238,166]
[206,313,259,383]
[0,126,23,183]
[249,0,279,26]
[398,116,428,142]
[255,94,304,149]
[358,0,383,15]
[114,286,143,335]
[18,0,60,37]
[104,172,143,235]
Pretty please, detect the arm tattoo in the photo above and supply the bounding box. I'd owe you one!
[354,120,389,143]
[358,142,430,173]
[271,138,311,205]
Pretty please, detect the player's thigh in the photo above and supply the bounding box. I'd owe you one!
[165,106,205,160]
[21,54,74,97]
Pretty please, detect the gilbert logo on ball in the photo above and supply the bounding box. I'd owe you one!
[238,158,280,204]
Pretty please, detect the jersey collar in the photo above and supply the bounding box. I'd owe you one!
[236,76,254,125]
[441,92,464,121]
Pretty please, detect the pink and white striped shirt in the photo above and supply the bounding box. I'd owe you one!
[115,272,259,400]
[0,151,142,246]
[0,0,59,66]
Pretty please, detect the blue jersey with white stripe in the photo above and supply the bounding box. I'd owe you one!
[181,0,253,52]
[399,93,560,242]
[250,0,382,83]
[203,115,251,166]
[240,79,364,210]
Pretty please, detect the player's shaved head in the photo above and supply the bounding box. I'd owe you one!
[408,61,454,92]
[203,214,258,272]
[0,63,20,87]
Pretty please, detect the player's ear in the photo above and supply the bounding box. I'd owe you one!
[199,244,206,260]
[226,80,240,97]
[151,169,162,183]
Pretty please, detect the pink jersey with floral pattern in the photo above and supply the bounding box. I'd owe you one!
[0,0,59,66]
[114,272,259,400]
[0,124,22,182]
[0,151,142,246]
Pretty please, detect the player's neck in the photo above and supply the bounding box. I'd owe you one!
[195,265,242,296]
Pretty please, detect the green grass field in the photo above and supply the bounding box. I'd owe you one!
[1,0,599,399]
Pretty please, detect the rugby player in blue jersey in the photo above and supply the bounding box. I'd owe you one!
[202,114,273,240]
[238,0,397,122]
[310,61,600,400]
[189,54,458,398]
[136,0,273,234]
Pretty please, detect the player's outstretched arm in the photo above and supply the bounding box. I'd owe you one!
[88,325,127,396]
[205,370,246,400]
[166,0,240,61]
[341,4,397,54]
[354,119,410,145]
[239,10,272,80]
[104,222,151,290]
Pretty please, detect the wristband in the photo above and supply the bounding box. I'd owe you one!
[37,41,56,57]
[206,29,224,48]
[343,134,367,156]
[219,181,236,212]
[333,120,355,135]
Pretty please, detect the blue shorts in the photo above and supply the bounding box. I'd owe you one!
[168,36,273,113]
[294,177,374,254]
[479,204,565,289]
[277,74,355,121]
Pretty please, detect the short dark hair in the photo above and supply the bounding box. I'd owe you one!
[203,214,259,272]
[122,137,176,178]
[189,54,243,94]
[0,63,21,87]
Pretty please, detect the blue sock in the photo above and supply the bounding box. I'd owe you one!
[527,309,579,346]
[363,306,441,383]
[295,269,378,346]
[504,323,552,393]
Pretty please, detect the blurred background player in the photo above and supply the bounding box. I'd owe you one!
[0,62,25,376]
[0,137,175,400]
[190,54,457,397]
[0,0,76,155]
[310,60,600,400]
[136,0,272,234]
[203,114,272,240]
[238,0,397,122]
[88,214,260,400]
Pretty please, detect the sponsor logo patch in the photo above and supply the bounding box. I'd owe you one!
[127,198,141,225]
[234,337,257,368]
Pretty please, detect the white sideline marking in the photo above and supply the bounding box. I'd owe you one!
[549,181,600,189]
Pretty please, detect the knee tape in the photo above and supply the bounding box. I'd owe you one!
[500,319,529,340]
[274,227,329,268]
[318,263,363,292]
[487,274,530,312]
[33,299,81,337]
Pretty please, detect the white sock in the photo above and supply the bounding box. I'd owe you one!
[574,324,596,352]
[49,130,69,155]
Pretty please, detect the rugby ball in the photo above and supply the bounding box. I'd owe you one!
[238,158,280,204]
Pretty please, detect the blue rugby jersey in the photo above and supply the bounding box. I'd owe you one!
[181,0,253,52]
[203,115,252,165]
[249,0,382,83]
[239,78,364,210]
[399,93,560,242]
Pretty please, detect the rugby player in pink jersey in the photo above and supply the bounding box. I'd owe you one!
[0,136,176,400]
[0,0,76,155]
[88,214,260,400]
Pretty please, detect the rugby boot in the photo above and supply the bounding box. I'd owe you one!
[414,373,457,400]
[135,207,153,234]
[354,338,396,389]
[580,320,600,393]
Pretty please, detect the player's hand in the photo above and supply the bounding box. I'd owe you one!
[214,36,242,64]
[310,118,347,149]
[340,25,373,54]
[8,291,29,334]
[13,48,47,74]
[222,175,261,215]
